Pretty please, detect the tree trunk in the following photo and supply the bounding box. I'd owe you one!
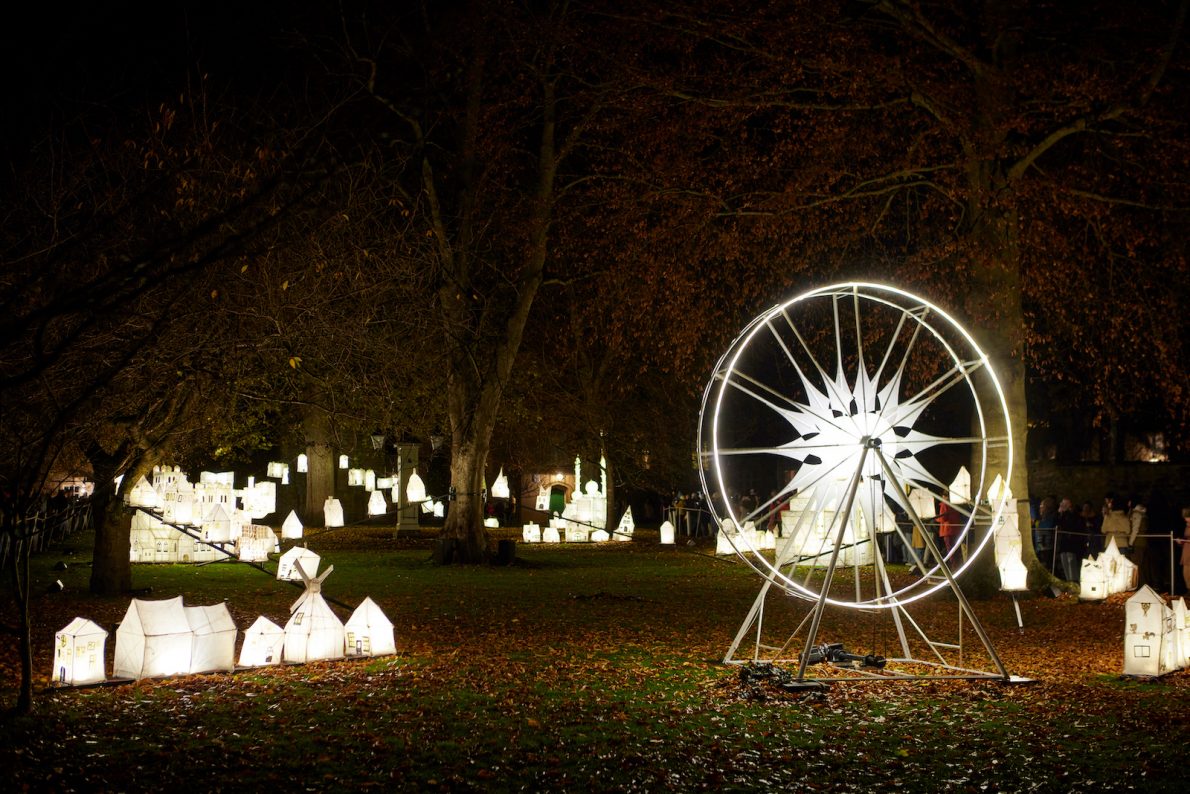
[432,421,493,565]
[89,454,152,595]
[303,409,335,525]
[12,532,33,714]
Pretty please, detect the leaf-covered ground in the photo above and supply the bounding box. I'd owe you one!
[3,528,1188,792]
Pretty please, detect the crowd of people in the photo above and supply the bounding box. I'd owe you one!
[664,486,1190,596]
[1039,492,1190,596]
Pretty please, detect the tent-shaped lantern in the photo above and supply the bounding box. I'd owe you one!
[184,603,238,674]
[284,560,345,663]
[277,545,321,581]
[344,597,396,658]
[114,596,194,679]
[948,466,971,504]
[367,489,388,516]
[53,618,108,686]
[1124,585,1178,677]
[659,520,675,545]
[239,616,286,667]
[323,497,344,528]
[281,509,304,540]
[615,508,635,541]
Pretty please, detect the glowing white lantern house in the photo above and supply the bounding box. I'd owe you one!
[948,466,971,504]
[716,519,738,555]
[491,468,510,500]
[126,476,161,510]
[344,597,396,658]
[281,510,304,540]
[348,468,365,487]
[522,522,541,543]
[590,529,610,542]
[296,453,308,473]
[1124,585,1178,677]
[184,603,238,674]
[339,455,349,469]
[367,489,388,516]
[615,508,635,541]
[284,561,345,663]
[1080,557,1108,601]
[323,497,344,528]
[542,525,561,543]
[405,470,427,504]
[365,469,376,492]
[239,616,285,667]
[660,520,675,545]
[114,596,194,679]
[53,618,108,686]
[266,461,287,479]
[277,546,321,581]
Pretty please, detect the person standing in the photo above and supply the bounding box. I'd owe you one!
[1056,497,1083,581]
[938,501,964,555]
[1101,496,1131,553]
[1177,507,1190,594]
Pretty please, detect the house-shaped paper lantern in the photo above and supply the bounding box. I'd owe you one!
[53,618,108,686]
[284,560,345,663]
[238,524,278,563]
[998,557,1029,592]
[296,453,308,473]
[126,476,161,510]
[522,522,541,542]
[114,596,194,679]
[281,510,304,540]
[405,469,427,503]
[242,481,277,520]
[203,503,234,543]
[266,461,287,479]
[184,603,237,674]
[1079,558,1108,601]
[659,520,675,545]
[323,497,344,528]
[367,489,388,516]
[365,469,376,492]
[339,455,349,469]
[542,525,561,543]
[491,468,510,500]
[1101,536,1139,594]
[716,519,738,555]
[277,546,321,581]
[1124,585,1177,677]
[348,468,365,487]
[615,508,635,541]
[239,616,285,667]
[590,529,610,542]
[344,597,396,658]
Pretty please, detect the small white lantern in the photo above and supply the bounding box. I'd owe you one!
[948,466,971,504]
[344,597,396,658]
[339,454,349,469]
[716,519,738,555]
[1080,558,1108,601]
[348,468,365,487]
[53,618,108,686]
[365,469,376,491]
[323,497,344,528]
[432,501,445,518]
[367,489,388,516]
[266,461,287,479]
[239,616,285,667]
[277,546,321,581]
[376,477,393,490]
[281,509,304,540]
[484,517,500,528]
[998,557,1029,592]
[590,529,610,542]
[296,454,308,473]
[1124,585,1176,677]
[491,467,510,500]
[659,520,675,545]
[542,525,561,543]
[522,522,541,543]
[405,470,427,503]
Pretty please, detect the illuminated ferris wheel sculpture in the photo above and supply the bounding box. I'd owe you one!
[699,283,1021,682]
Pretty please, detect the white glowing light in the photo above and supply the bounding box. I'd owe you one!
[700,282,1013,610]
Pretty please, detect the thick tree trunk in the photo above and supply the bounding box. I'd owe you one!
[432,426,493,565]
[303,409,335,525]
[88,454,149,596]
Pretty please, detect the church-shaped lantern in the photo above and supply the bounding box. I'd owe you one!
[615,508,635,541]
[1124,585,1177,677]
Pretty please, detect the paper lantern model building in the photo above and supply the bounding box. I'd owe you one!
[1079,557,1108,601]
[1124,585,1179,677]
[281,510,304,540]
[53,618,108,686]
[296,453,308,473]
[323,497,345,528]
[590,529,610,542]
[615,508,635,541]
[491,468,510,500]
[659,520,675,545]
[277,546,321,581]
[367,489,388,516]
[126,476,162,509]
[522,522,541,543]
[542,525,560,543]
[239,616,286,667]
[284,560,345,663]
[484,517,500,528]
[348,468,365,487]
[716,519,738,555]
[344,597,396,658]
[184,603,238,674]
[114,596,197,679]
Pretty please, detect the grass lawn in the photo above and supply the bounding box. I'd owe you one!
[2,525,1188,792]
